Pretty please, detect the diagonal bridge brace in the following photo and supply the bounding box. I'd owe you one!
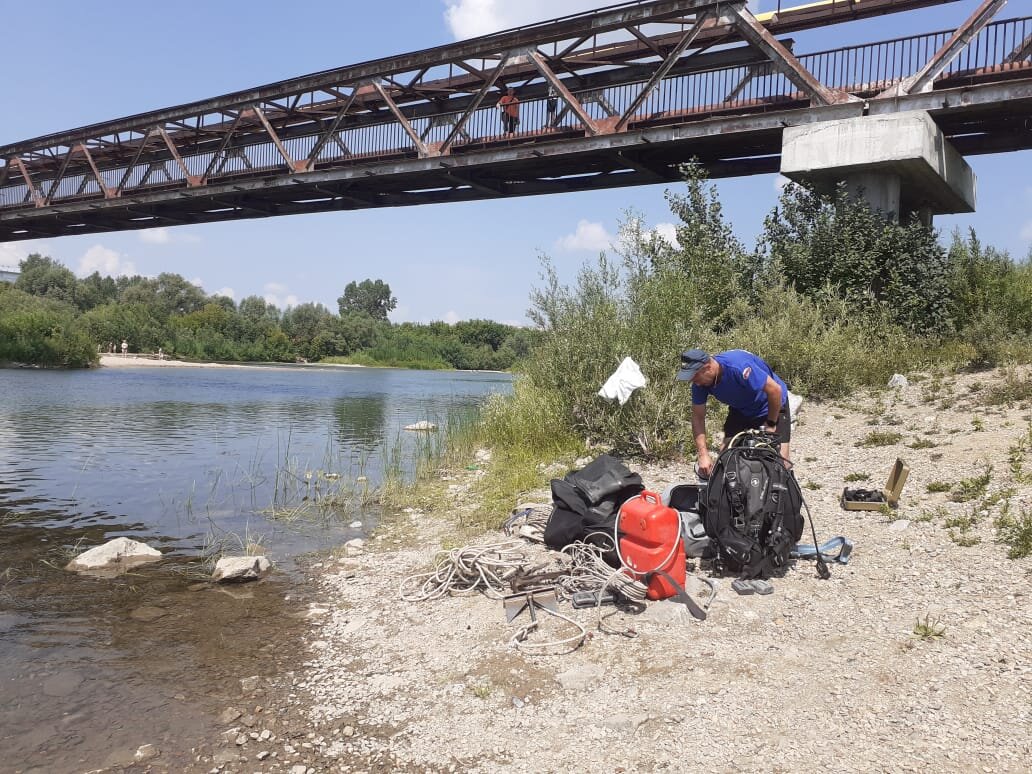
[878,0,1010,97]
[720,1,856,106]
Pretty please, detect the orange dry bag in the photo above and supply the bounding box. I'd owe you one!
[617,490,686,600]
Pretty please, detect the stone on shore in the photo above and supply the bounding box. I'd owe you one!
[65,537,162,576]
[212,555,272,583]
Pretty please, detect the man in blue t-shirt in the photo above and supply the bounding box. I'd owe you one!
[676,348,791,478]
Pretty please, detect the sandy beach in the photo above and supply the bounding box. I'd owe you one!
[97,354,366,370]
[99,354,229,368]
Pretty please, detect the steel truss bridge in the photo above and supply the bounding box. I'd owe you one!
[1,0,1030,242]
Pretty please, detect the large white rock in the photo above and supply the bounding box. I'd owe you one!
[65,537,162,576]
[212,555,272,583]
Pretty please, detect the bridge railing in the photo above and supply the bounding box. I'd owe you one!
[2,15,1030,211]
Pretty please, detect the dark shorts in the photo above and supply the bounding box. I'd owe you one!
[723,400,792,445]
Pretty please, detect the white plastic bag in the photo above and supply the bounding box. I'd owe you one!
[598,357,647,405]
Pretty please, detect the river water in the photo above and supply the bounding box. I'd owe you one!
[0,364,510,772]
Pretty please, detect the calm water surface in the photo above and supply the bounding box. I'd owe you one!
[0,363,510,772]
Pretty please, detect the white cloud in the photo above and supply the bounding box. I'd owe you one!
[0,240,47,270]
[213,287,236,299]
[556,219,614,252]
[264,282,299,309]
[138,226,199,245]
[443,0,606,39]
[653,222,680,248]
[443,1,766,40]
[442,310,461,324]
[77,245,137,278]
[139,227,171,244]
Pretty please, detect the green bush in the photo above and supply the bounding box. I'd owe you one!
[478,167,1032,463]
[0,285,96,367]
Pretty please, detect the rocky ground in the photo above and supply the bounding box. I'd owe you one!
[190,366,1031,773]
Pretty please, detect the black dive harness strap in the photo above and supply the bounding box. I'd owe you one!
[650,570,707,621]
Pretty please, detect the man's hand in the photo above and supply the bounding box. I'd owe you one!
[697,452,713,480]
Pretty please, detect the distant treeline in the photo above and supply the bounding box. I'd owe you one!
[0,261,537,370]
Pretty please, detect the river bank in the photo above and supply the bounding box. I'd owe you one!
[183,365,1031,773]
[97,354,368,370]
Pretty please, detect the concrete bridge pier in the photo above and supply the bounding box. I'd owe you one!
[780,111,976,224]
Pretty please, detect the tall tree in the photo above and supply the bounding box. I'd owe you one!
[337,279,396,321]
[15,254,78,305]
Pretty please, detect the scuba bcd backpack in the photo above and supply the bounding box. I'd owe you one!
[702,430,804,579]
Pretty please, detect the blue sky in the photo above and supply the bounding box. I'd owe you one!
[1,0,1029,325]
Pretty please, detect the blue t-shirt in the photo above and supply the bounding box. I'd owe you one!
[691,350,787,419]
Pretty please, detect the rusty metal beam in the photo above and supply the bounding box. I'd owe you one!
[304,88,360,170]
[615,11,712,131]
[722,2,854,106]
[525,49,599,135]
[626,25,665,57]
[157,127,199,186]
[372,82,431,156]
[252,104,302,172]
[45,147,76,205]
[1006,32,1032,63]
[201,113,245,183]
[77,144,113,199]
[116,129,157,194]
[881,0,1009,96]
[440,54,512,155]
[10,158,44,207]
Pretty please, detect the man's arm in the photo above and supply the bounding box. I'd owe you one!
[762,376,783,426]
[691,402,713,477]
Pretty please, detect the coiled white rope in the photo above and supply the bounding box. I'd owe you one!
[557,539,647,603]
[399,540,530,601]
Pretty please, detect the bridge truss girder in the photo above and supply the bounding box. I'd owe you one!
[2,0,1030,241]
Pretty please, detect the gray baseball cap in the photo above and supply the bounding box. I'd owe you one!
[675,348,709,381]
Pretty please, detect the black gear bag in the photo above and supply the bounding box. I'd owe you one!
[702,431,804,579]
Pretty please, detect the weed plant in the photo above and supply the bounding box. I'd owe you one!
[856,431,903,448]
[950,465,992,503]
[912,614,946,640]
[994,508,1032,559]
[909,438,937,449]
[984,373,1032,406]
[913,507,945,523]
[1008,423,1032,483]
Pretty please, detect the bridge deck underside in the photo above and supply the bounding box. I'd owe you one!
[2,1,1031,241]
[4,84,1032,241]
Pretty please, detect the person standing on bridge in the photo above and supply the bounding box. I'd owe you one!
[676,348,792,478]
[499,87,520,134]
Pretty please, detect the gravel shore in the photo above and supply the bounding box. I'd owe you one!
[203,366,1031,773]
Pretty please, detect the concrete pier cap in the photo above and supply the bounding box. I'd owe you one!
[780,111,976,223]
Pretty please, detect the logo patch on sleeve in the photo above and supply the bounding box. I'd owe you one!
[743,366,752,379]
